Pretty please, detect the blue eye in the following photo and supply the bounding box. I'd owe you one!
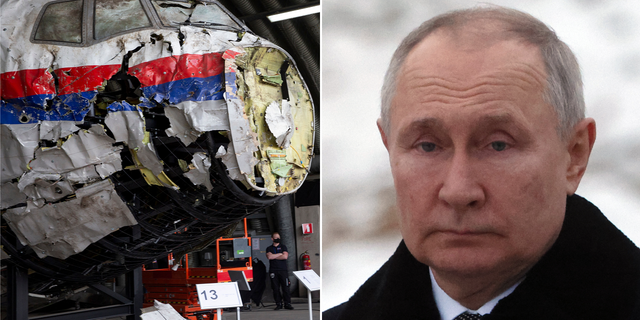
[420,142,436,152]
[491,141,507,151]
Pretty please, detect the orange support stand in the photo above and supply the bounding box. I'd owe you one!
[142,218,254,320]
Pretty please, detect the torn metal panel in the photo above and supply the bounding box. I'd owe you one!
[265,100,294,149]
[104,106,164,175]
[3,179,137,259]
[179,25,254,54]
[62,125,119,168]
[22,179,75,203]
[183,152,213,191]
[1,182,27,209]
[0,124,39,183]
[127,32,181,68]
[163,106,200,145]
[17,172,65,193]
[103,108,140,144]
[39,121,81,141]
[164,106,201,146]
[19,124,123,190]
[175,100,230,132]
[64,166,102,182]
[215,144,243,181]
[223,48,261,181]
[95,162,122,179]
[164,100,230,146]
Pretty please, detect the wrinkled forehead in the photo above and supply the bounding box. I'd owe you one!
[389,29,553,133]
[403,25,546,81]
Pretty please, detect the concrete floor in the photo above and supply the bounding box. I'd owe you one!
[220,300,320,320]
[101,298,319,320]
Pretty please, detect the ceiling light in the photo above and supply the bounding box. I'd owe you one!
[267,5,320,22]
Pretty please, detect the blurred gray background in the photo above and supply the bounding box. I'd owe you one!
[321,0,640,311]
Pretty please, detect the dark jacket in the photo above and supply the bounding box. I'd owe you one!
[324,194,640,320]
[266,243,288,271]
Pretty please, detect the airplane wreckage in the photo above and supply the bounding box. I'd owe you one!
[1,0,315,297]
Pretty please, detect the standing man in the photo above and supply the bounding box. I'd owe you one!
[266,231,293,310]
[324,5,640,320]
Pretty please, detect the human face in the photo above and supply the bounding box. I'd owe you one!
[381,33,571,279]
[272,233,281,246]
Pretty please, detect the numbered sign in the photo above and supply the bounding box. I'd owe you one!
[195,282,243,309]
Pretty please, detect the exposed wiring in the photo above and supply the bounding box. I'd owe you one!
[289,145,307,170]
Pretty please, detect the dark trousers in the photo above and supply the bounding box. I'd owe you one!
[270,270,291,306]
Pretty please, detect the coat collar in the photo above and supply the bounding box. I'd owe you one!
[328,194,640,320]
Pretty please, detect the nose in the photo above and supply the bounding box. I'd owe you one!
[438,151,486,211]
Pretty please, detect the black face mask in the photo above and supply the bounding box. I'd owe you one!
[273,239,281,244]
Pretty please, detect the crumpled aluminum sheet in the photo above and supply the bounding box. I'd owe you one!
[1,124,39,183]
[3,179,137,259]
[164,106,201,146]
[0,182,27,209]
[183,152,213,191]
[104,107,164,175]
[176,99,230,132]
[265,100,294,149]
[39,121,80,141]
[223,48,260,179]
[215,145,243,181]
[165,100,230,146]
[18,125,123,192]
[22,179,75,203]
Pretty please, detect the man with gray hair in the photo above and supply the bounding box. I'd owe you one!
[324,6,640,320]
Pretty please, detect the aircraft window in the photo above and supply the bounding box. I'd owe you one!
[152,1,191,25]
[34,0,83,43]
[94,0,152,40]
[152,1,240,30]
[190,3,240,29]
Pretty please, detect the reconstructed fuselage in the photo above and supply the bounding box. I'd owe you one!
[1,0,314,293]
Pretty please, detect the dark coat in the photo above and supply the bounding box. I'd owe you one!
[250,258,267,304]
[324,194,640,320]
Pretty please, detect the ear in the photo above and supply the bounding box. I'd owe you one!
[377,118,390,151]
[566,118,596,195]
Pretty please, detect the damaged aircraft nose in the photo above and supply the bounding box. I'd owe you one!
[1,0,315,288]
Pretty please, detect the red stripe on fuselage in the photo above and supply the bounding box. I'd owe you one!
[54,65,121,96]
[129,53,224,88]
[1,52,224,100]
[1,69,55,99]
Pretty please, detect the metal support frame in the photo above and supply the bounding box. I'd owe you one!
[126,267,144,320]
[5,266,144,320]
[7,262,29,320]
[30,305,134,320]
